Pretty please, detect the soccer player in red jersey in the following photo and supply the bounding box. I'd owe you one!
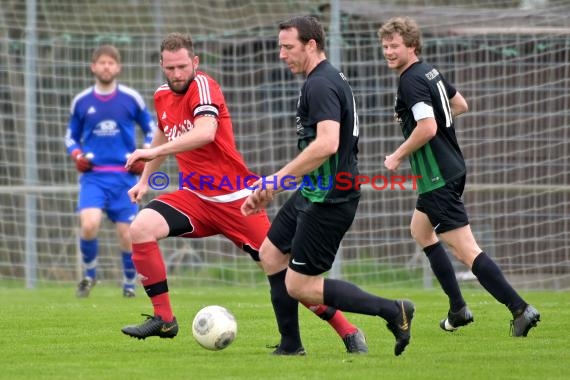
[120,32,367,353]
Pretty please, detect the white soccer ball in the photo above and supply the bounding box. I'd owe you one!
[192,305,237,351]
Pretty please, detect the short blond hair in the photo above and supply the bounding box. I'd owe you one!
[378,17,422,55]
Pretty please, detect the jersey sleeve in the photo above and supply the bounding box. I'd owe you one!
[65,100,83,154]
[123,86,157,147]
[135,105,157,146]
[153,88,167,133]
[305,76,341,124]
[190,74,224,120]
[399,73,432,110]
[443,77,457,100]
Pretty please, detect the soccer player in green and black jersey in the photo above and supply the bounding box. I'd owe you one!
[395,61,465,195]
[242,16,414,356]
[379,16,539,337]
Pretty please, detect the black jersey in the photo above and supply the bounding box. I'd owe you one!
[296,60,360,203]
[395,61,466,194]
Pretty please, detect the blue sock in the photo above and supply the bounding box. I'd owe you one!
[122,251,136,289]
[80,238,98,280]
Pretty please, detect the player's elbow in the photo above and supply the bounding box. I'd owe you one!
[417,119,437,140]
[204,130,217,144]
[322,139,339,156]
[456,102,468,116]
[451,94,469,116]
[426,124,437,139]
[316,134,339,156]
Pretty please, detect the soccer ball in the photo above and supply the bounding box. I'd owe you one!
[192,305,237,350]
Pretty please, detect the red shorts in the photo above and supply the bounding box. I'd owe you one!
[154,189,270,255]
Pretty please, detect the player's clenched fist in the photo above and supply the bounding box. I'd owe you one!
[70,149,93,173]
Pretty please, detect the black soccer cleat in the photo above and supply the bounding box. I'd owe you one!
[268,344,307,356]
[510,304,540,337]
[76,277,95,298]
[386,299,414,356]
[440,305,474,332]
[121,314,178,340]
[122,287,136,298]
[342,328,368,354]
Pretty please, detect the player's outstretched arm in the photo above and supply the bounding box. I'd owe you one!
[125,130,168,172]
[151,116,217,157]
[241,177,276,216]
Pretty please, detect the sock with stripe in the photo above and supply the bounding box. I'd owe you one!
[132,241,173,322]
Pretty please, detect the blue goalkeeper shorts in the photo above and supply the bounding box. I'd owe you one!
[78,172,138,223]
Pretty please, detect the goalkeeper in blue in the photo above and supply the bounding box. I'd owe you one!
[379,17,539,337]
[65,44,156,298]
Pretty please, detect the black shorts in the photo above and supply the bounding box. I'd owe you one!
[267,191,359,276]
[416,176,469,234]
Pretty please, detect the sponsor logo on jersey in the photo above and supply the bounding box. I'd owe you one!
[163,119,194,141]
[425,68,440,81]
[94,120,119,137]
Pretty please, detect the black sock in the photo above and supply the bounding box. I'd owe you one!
[424,242,466,312]
[323,278,399,321]
[471,252,527,315]
[267,270,302,351]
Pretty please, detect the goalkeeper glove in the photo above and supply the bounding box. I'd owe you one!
[71,149,92,173]
[128,160,146,175]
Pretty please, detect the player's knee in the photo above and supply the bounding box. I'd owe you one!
[117,231,132,249]
[284,274,312,302]
[259,242,288,273]
[453,247,480,268]
[410,225,436,246]
[410,227,424,245]
[80,221,99,239]
[129,216,155,243]
[284,280,304,301]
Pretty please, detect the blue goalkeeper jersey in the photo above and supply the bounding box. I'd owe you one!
[65,84,156,169]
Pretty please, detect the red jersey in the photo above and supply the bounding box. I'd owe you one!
[154,72,256,201]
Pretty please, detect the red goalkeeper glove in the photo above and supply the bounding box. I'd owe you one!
[128,160,146,175]
[70,149,92,173]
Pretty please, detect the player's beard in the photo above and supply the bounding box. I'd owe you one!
[95,71,117,86]
[167,71,195,95]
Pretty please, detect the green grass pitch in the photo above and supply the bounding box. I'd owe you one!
[0,284,567,380]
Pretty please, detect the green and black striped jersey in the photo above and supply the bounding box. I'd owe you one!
[395,61,466,194]
[295,60,360,203]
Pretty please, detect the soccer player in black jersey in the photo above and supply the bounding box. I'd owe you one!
[242,16,414,356]
[379,16,539,337]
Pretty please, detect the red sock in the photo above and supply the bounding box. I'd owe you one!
[303,303,357,338]
[132,241,173,322]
